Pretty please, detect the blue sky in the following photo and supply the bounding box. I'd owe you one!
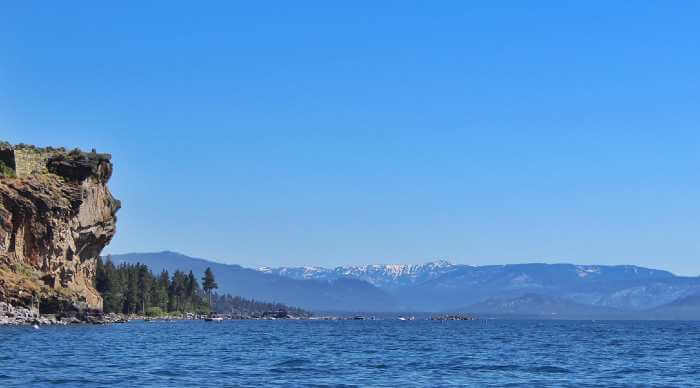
[1,2,699,274]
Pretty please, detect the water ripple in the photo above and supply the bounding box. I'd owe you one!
[1,320,700,386]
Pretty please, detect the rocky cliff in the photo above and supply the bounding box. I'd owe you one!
[0,143,119,312]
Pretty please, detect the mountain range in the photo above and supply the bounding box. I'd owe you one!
[110,252,396,312]
[258,260,455,290]
[110,252,700,318]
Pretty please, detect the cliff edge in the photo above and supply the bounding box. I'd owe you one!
[0,142,119,312]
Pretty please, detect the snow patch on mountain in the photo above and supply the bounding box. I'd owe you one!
[576,266,601,278]
[258,260,458,289]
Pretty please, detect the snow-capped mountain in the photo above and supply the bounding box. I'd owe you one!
[258,260,457,289]
[259,260,700,313]
[395,263,690,311]
[113,252,700,315]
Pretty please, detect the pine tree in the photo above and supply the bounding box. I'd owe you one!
[185,270,199,310]
[202,267,218,309]
[124,264,139,314]
[95,256,108,293]
[102,258,122,313]
[93,261,309,317]
[137,264,152,315]
[170,271,186,311]
[153,270,170,311]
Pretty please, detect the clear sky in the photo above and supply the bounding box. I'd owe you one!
[1,2,699,274]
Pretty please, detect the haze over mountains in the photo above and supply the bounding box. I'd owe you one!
[111,251,700,319]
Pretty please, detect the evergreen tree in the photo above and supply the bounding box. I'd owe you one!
[185,270,199,310]
[171,271,186,311]
[137,264,152,314]
[102,258,123,313]
[94,261,306,318]
[202,267,218,308]
[95,256,108,293]
[151,270,169,311]
[124,265,139,314]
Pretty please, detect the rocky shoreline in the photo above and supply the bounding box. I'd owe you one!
[0,302,128,325]
[0,302,315,326]
[3,300,479,326]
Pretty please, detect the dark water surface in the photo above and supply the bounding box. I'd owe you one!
[1,320,699,387]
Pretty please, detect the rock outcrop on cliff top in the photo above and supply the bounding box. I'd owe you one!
[0,142,119,311]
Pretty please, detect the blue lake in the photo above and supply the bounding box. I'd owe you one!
[1,320,699,387]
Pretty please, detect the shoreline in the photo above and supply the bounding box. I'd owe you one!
[2,301,479,326]
[0,301,314,326]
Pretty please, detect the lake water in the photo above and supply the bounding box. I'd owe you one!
[1,320,699,387]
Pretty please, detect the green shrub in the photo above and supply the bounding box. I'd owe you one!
[145,307,164,317]
[0,161,15,178]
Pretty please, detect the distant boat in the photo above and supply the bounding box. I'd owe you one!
[204,317,223,322]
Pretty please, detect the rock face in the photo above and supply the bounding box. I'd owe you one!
[0,142,119,311]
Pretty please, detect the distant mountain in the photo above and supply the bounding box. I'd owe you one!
[460,293,623,318]
[112,252,700,317]
[259,260,456,290]
[109,252,397,312]
[647,292,700,320]
[263,261,700,313]
[395,263,700,311]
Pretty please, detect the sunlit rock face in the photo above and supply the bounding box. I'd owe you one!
[0,143,120,311]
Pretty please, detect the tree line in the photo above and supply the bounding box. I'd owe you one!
[94,256,218,315]
[211,293,310,317]
[94,257,310,317]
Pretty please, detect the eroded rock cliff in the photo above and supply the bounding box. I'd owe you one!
[0,143,119,311]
